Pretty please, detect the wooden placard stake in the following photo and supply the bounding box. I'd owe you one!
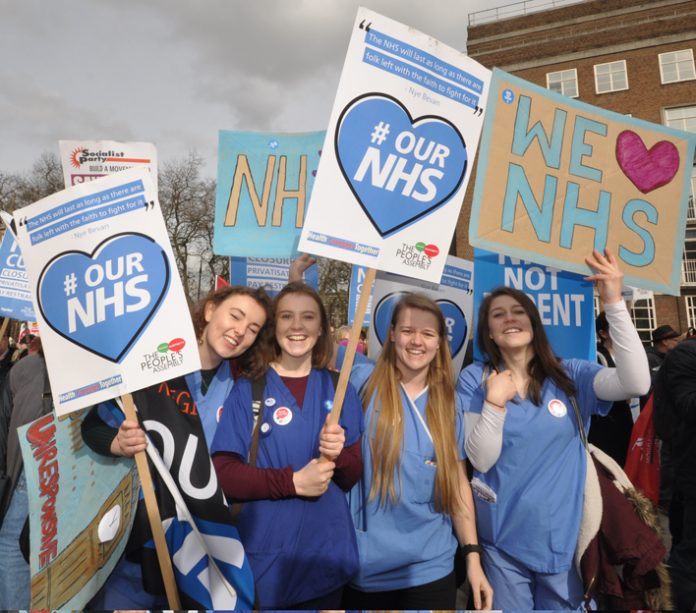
[120,393,181,609]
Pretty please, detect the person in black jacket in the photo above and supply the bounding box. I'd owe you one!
[588,311,635,466]
[654,335,696,610]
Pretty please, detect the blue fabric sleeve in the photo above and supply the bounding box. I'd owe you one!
[564,358,612,420]
[456,362,485,414]
[338,379,365,447]
[97,400,125,429]
[210,378,254,458]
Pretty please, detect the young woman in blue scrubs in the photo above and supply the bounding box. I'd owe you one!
[81,285,271,609]
[341,293,493,610]
[457,249,650,610]
[211,282,364,609]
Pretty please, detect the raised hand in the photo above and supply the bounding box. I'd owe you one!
[585,247,624,305]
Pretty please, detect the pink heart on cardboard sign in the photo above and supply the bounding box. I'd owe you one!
[615,130,680,194]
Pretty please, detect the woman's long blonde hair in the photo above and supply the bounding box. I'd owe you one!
[362,293,462,515]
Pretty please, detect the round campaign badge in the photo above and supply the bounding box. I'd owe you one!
[260,422,271,434]
[273,406,293,426]
[547,399,567,418]
[264,397,276,407]
[324,399,333,411]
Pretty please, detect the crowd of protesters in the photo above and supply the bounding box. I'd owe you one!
[0,248,693,610]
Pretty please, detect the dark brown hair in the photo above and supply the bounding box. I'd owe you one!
[192,285,272,375]
[252,281,332,376]
[476,286,575,404]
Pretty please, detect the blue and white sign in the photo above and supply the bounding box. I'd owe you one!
[0,224,36,320]
[299,7,491,283]
[348,265,374,326]
[368,256,474,374]
[15,168,200,415]
[473,248,596,362]
[229,257,318,297]
[214,131,324,258]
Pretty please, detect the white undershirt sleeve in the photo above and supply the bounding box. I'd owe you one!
[464,403,506,473]
[592,300,651,400]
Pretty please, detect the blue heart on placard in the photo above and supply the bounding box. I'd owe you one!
[335,93,467,237]
[373,292,467,358]
[38,233,170,363]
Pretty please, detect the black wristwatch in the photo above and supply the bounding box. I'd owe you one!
[460,543,484,556]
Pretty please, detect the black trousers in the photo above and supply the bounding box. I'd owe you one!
[341,570,456,609]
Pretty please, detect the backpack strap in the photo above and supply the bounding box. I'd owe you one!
[247,374,267,467]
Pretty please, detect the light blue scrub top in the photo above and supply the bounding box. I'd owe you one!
[457,358,610,573]
[346,359,465,591]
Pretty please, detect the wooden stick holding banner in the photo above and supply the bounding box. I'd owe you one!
[0,317,9,340]
[325,266,376,433]
[121,393,181,609]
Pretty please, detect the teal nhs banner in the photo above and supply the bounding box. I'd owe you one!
[214,131,324,257]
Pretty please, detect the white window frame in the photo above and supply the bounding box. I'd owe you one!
[594,60,628,94]
[546,68,578,98]
[686,296,696,329]
[629,297,656,347]
[659,49,696,84]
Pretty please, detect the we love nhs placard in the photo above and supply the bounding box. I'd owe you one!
[214,131,324,257]
[368,256,474,374]
[299,8,490,283]
[15,168,200,415]
[470,69,696,295]
[473,248,596,362]
[0,225,36,320]
[229,256,318,297]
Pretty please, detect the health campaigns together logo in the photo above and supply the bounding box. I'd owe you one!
[335,93,468,238]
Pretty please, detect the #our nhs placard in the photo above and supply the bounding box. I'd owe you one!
[14,168,200,415]
[299,7,491,283]
[59,140,158,192]
[0,223,36,320]
[214,131,324,257]
[368,256,474,374]
[229,256,318,297]
[19,410,138,609]
[473,248,596,362]
[470,69,696,295]
[348,265,374,326]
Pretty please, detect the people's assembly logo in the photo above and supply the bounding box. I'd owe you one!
[141,338,186,373]
[395,240,440,270]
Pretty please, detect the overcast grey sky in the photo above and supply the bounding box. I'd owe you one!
[1,0,512,177]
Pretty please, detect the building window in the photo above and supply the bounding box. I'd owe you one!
[686,296,696,329]
[594,60,628,93]
[665,106,696,222]
[630,297,656,347]
[659,49,696,84]
[683,228,696,286]
[547,69,578,97]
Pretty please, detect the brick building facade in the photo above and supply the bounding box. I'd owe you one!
[459,0,696,344]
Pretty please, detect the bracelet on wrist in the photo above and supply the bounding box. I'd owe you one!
[460,543,484,556]
[486,398,506,410]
